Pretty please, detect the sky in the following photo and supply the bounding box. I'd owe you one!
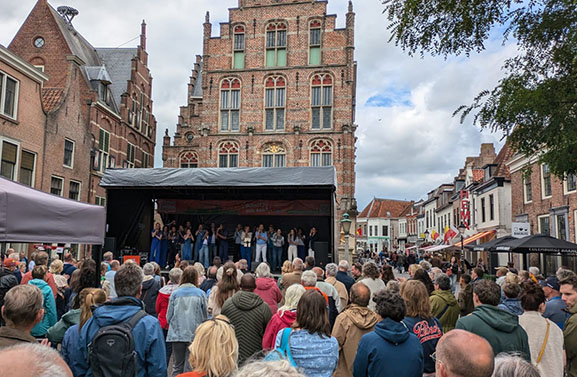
[0,0,514,211]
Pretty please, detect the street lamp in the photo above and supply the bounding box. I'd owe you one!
[458,222,467,257]
[341,213,352,263]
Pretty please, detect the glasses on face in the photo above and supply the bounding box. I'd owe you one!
[430,351,442,364]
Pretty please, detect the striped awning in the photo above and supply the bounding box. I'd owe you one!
[454,230,496,247]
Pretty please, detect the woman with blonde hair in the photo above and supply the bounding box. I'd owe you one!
[49,259,68,319]
[262,284,306,350]
[399,280,442,376]
[194,262,206,286]
[61,288,107,376]
[177,314,238,377]
[208,261,239,317]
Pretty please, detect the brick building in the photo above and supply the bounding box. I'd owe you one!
[6,0,156,207]
[0,45,48,189]
[162,0,358,220]
[508,152,577,271]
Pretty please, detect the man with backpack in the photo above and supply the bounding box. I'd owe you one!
[78,262,166,377]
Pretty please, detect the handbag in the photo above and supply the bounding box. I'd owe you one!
[263,328,297,367]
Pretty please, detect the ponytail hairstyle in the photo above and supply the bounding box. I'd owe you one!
[78,288,107,330]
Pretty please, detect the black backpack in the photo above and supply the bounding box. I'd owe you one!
[87,307,147,377]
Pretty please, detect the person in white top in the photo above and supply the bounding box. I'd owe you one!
[359,261,386,312]
[518,282,564,377]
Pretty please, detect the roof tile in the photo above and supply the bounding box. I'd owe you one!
[42,88,64,112]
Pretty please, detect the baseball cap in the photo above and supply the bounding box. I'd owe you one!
[3,258,18,268]
[540,276,560,291]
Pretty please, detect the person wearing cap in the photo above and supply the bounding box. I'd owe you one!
[542,276,570,329]
[495,267,508,287]
[0,259,19,326]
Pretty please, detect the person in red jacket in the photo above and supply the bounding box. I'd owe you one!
[254,263,282,315]
[156,267,183,367]
[262,283,305,350]
[20,251,57,298]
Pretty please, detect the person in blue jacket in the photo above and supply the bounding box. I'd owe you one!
[77,263,167,377]
[28,266,57,338]
[353,288,424,377]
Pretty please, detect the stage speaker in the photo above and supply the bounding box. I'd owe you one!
[103,237,117,257]
[315,241,329,267]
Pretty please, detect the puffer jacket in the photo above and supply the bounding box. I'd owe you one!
[455,304,530,361]
[254,277,282,315]
[166,284,207,342]
[430,289,460,332]
[221,290,272,364]
[156,283,179,330]
[262,309,297,350]
[332,304,379,377]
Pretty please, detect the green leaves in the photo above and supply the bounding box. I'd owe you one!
[383,0,577,177]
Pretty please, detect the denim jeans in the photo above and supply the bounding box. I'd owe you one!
[219,240,229,261]
[199,244,209,268]
[272,246,282,271]
[241,245,251,270]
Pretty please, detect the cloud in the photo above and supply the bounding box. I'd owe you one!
[0,0,515,213]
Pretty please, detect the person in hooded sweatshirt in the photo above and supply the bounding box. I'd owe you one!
[28,266,57,338]
[253,263,282,315]
[141,263,161,316]
[455,279,530,361]
[353,287,424,377]
[77,263,167,377]
[262,283,306,350]
[429,274,460,332]
[221,273,272,364]
[332,282,379,377]
[498,282,524,315]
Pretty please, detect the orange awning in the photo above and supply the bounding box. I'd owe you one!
[454,230,496,247]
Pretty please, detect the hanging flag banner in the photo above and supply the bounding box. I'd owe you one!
[460,190,470,230]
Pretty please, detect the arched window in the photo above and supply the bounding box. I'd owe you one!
[218,141,239,168]
[220,78,241,132]
[265,76,286,131]
[310,139,332,167]
[309,20,321,65]
[233,25,245,69]
[265,22,287,67]
[180,151,199,168]
[262,143,286,167]
[311,74,333,129]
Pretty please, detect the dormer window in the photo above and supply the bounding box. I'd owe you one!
[98,82,111,106]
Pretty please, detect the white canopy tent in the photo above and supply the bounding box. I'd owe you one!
[0,177,105,244]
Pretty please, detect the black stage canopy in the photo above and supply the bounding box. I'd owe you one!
[101,167,337,265]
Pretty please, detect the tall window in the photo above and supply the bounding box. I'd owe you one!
[262,143,286,167]
[97,128,110,172]
[311,74,333,129]
[218,141,239,168]
[542,164,552,198]
[524,176,532,203]
[19,150,35,186]
[489,194,495,221]
[63,139,74,168]
[69,180,80,201]
[142,107,150,137]
[1,141,17,180]
[265,22,287,67]
[137,92,145,132]
[566,173,577,193]
[220,78,241,132]
[538,215,550,236]
[180,151,198,168]
[128,94,137,127]
[556,214,568,240]
[481,197,486,223]
[309,20,321,65]
[265,76,286,131]
[233,25,245,69]
[126,143,135,168]
[0,71,19,119]
[50,176,63,196]
[142,151,150,168]
[310,139,332,167]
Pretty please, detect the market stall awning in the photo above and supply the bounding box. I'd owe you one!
[494,234,577,254]
[473,236,518,252]
[0,177,106,244]
[454,230,496,248]
[425,245,452,252]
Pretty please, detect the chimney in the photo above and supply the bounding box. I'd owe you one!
[140,20,147,50]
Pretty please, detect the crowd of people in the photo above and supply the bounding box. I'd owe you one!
[149,221,319,272]
[0,246,576,377]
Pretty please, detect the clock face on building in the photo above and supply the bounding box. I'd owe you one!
[34,37,45,48]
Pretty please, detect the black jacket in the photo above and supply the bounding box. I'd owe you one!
[0,269,18,325]
[336,270,355,294]
[141,278,161,316]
